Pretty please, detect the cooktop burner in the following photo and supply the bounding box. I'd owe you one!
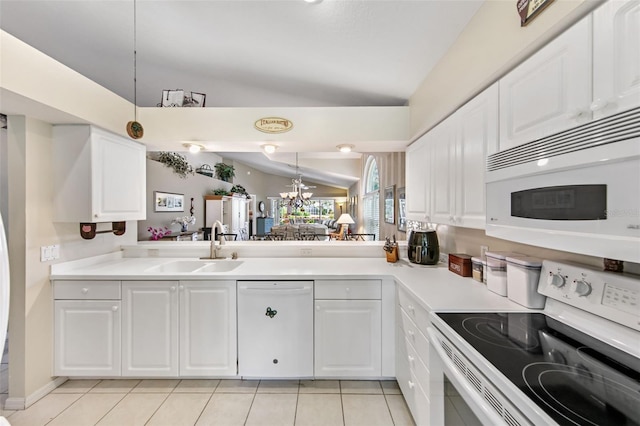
[437,312,640,426]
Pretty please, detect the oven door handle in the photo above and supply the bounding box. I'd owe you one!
[427,327,514,426]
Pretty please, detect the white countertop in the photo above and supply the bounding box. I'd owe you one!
[51,252,531,312]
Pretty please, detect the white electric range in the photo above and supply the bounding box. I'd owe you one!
[428,260,640,426]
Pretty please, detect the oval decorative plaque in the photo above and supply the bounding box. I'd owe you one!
[254,117,293,134]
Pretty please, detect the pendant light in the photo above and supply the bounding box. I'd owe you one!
[126,0,144,139]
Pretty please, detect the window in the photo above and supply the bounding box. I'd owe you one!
[269,198,336,224]
[362,156,379,239]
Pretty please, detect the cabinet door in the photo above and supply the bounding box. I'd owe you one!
[499,17,592,150]
[54,300,121,376]
[455,83,499,229]
[122,281,178,377]
[91,129,146,222]
[405,134,431,221]
[593,0,640,119]
[179,281,237,377]
[315,300,381,377]
[430,121,456,225]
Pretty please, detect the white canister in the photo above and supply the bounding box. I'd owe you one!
[506,256,546,308]
[485,251,522,296]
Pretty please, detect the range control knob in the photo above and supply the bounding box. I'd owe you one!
[573,279,592,297]
[548,272,566,288]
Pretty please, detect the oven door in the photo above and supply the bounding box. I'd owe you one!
[427,326,534,426]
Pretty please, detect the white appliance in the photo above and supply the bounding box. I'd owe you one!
[237,281,313,378]
[428,260,640,426]
[0,213,9,426]
[486,107,640,263]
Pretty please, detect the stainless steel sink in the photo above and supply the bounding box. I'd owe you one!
[145,260,243,273]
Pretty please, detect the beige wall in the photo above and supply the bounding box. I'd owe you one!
[409,0,602,139]
[6,116,137,404]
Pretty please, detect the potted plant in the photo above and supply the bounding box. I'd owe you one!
[230,184,248,196]
[212,188,230,196]
[154,152,195,179]
[214,163,235,182]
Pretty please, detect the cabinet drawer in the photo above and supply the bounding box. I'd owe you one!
[396,344,430,426]
[397,286,430,336]
[53,280,121,300]
[398,307,431,366]
[315,280,381,300]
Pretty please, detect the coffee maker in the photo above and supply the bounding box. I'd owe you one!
[408,229,439,265]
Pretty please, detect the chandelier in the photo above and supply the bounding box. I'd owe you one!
[280,154,314,209]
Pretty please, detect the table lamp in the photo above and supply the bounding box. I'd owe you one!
[336,214,355,239]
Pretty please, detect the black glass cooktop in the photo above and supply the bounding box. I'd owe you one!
[436,312,640,426]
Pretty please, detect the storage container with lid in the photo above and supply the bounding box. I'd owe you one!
[485,251,522,296]
[471,257,484,283]
[506,256,546,308]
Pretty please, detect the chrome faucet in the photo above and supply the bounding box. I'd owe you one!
[210,220,226,259]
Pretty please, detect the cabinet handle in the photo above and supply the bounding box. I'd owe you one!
[345,287,350,292]
[408,355,415,363]
[112,306,119,311]
[567,109,585,120]
[408,380,415,390]
[170,286,176,292]
[94,214,99,218]
[81,288,89,294]
[316,305,321,311]
[590,98,609,111]
[408,305,415,314]
[407,330,415,338]
[179,285,184,291]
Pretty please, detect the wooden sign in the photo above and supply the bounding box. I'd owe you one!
[517,0,554,27]
[254,117,293,134]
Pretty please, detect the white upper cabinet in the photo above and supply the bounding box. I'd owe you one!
[592,0,640,119]
[455,83,499,228]
[499,17,592,150]
[53,125,146,223]
[430,120,456,225]
[405,134,431,222]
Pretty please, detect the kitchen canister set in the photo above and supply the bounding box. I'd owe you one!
[484,251,546,309]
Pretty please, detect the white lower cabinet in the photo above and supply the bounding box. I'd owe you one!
[121,280,236,377]
[315,299,382,377]
[122,281,179,377]
[179,281,237,377]
[54,300,121,376]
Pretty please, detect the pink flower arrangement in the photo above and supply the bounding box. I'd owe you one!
[148,226,171,240]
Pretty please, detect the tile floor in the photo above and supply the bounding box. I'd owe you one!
[0,379,415,426]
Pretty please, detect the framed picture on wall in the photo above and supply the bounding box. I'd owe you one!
[397,187,406,232]
[384,185,395,224]
[154,191,184,212]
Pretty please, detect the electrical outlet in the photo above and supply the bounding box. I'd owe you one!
[439,253,449,265]
[480,245,489,260]
[300,248,312,257]
[40,244,60,262]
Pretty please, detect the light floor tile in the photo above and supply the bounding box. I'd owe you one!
[131,379,180,393]
[5,393,82,426]
[342,394,394,426]
[97,393,169,426]
[146,393,210,426]
[450,396,482,426]
[380,380,401,395]
[385,394,415,426]
[195,393,254,426]
[174,379,220,393]
[215,379,259,393]
[47,393,125,426]
[299,380,340,394]
[51,379,100,394]
[90,379,141,393]
[245,393,297,426]
[340,380,383,394]
[258,380,299,393]
[295,394,343,426]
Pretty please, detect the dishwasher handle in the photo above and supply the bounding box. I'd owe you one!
[238,286,312,296]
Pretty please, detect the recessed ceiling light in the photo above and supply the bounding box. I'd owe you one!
[337,144,355,153]
[262,144,278,154]
[183,143,205,153]
[304,0,323,3]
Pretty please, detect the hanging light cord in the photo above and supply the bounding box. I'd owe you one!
[133,0,138,122]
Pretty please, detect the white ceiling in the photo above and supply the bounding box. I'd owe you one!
[0,0,484,187]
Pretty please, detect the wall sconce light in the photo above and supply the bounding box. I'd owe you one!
[337,144,355,153]
[183,143,205,153]
[262,144,278,154]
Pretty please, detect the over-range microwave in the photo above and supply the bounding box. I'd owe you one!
[486,107,640,263]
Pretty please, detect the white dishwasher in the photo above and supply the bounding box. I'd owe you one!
[237,281,313,378]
